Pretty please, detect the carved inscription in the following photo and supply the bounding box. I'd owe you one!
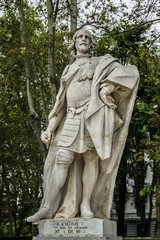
[39,219,116,237]
[54,221,88,235]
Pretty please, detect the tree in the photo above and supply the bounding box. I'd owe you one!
[94,5,160,235]
[0,5,47,235]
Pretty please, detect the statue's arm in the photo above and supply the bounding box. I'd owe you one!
[99,82,118,110]
[41,64,70,147]
[41,108,65,148]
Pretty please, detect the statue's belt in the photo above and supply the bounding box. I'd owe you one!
[67,97,90,115]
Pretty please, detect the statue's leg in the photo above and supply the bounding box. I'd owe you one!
[81,149,99,218]
[27,149,75,222]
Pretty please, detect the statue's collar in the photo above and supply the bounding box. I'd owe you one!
[74,56,92,66]
[74,54,91,59]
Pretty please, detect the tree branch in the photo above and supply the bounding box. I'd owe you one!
[109,18,160,37]
[79,21,99,30]
[17,0,47,159]
[53,0,59,23]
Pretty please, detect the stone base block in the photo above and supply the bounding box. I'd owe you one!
[33,237,122,240]
[33,218,121,239]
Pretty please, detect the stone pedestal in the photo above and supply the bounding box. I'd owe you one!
[33,218,121,240]
[33,238,121,240]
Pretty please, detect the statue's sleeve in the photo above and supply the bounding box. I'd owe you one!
[98,63,139,108]
[48,65,70,120]
[101,65,138,90]
[99,82,117,93]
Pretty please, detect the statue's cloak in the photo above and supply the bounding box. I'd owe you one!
[41,54,139,219]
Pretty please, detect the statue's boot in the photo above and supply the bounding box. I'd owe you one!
[54,212,69,219]
[80,203,93,218]
[27,206,51,222]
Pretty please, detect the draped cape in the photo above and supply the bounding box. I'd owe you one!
[40,54,139,219]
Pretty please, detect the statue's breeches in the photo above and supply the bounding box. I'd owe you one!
[57,109,94,154]
[56,148,75,165]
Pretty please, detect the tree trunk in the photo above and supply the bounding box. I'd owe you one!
[47,0,59,105]
[0,181,3,235]
[134,160,149,236]
[117,151,127,236]
[6,182,14,236]
[117,174,126,235]
[117,179,126,236]
[130,148,151,237]
[146,159,156,237]
[156,162,160,237]
[70,0,77,35]
[68,0,77,63]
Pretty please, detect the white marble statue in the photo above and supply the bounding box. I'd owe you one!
[27,29,139,222]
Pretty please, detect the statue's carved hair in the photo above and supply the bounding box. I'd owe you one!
[68,29,95,57]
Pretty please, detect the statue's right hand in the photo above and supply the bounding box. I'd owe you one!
[41,130,52,148]
[99,88,117,110]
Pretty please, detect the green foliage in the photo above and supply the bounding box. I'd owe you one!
[139,186,154,197]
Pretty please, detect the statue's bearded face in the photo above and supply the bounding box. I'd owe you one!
[75,29,91,54]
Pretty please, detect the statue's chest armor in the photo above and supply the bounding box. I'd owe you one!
[66,61,95,108]
[66,76,92,107]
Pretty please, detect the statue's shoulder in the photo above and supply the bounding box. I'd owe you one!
[62,64,70,76]
[91,54,117,66]
[98,54,117,63]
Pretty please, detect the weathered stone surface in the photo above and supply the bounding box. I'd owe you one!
[37,218,117,238]
[33,237,122,240]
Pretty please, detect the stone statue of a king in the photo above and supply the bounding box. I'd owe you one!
[27,28,139,223]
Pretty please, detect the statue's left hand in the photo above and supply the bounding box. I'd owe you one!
[99,87,117,110]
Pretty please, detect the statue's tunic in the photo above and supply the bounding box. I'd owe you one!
[57,61,95,153]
